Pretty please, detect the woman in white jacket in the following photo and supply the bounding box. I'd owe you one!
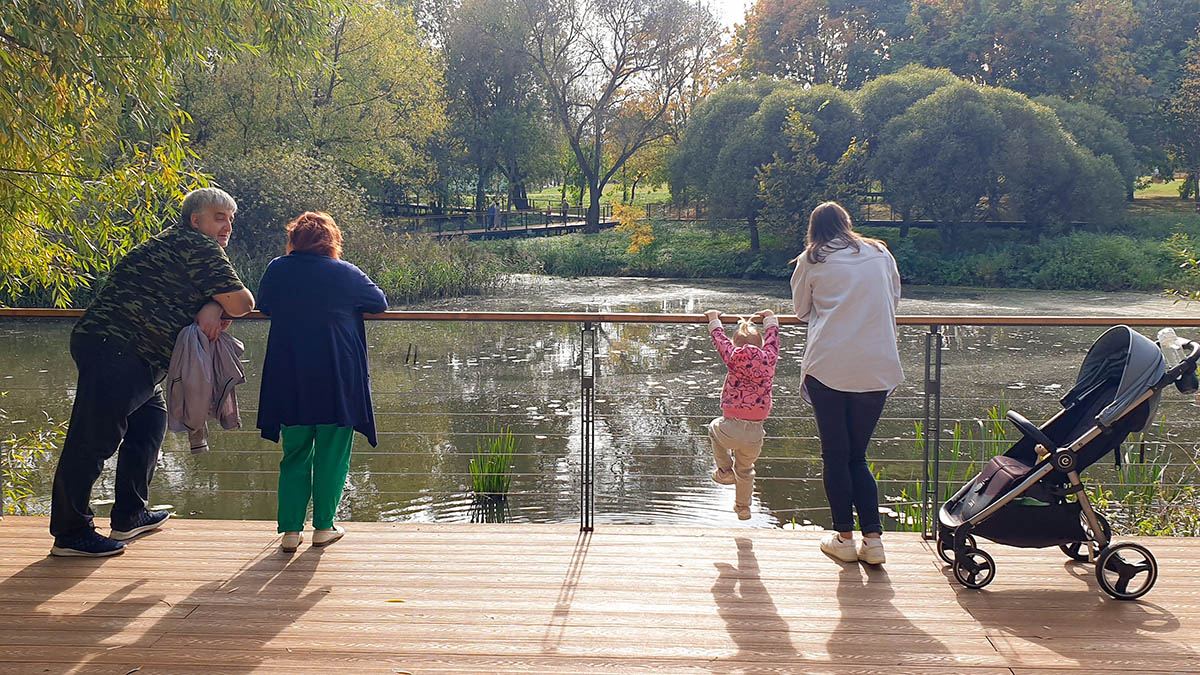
[790,202,903,565]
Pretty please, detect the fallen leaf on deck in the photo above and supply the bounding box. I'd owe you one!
[386,599,405,603]
[124,668,142,675]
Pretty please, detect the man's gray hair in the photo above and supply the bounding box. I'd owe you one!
[179,187,238,228]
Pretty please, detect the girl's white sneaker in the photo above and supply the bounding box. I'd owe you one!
[858,537,886,565]
[820,533,858,562]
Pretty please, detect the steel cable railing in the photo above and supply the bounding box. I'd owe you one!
[3,309,1200,535]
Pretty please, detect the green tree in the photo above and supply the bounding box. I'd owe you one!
[182,0,445,201]
[1034,95,1139,199]
[855,65,959,146]
[673,82,859,250]
[441,0,554,211]
[758,113,870,244]
[521,0,724,232]
[734,0,909,88]
[1166,45,1200,203]
[874,82,1007,231]
[1,0,335,305]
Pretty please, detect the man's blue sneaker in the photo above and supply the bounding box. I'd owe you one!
[50,530,126,558]
[110,509,171,541]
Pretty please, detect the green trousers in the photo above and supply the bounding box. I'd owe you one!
[277,424,354,533]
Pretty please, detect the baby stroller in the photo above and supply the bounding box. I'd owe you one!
[938,325,1199,600]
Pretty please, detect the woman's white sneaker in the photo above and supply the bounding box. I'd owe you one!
[312,525,345,547]
[280,531,302,552]
[820,533,858,562]
[858,536,886,565]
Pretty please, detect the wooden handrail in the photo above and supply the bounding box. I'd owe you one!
[4,307,1200,327]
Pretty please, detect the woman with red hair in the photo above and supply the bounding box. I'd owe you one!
[255,211,387,552]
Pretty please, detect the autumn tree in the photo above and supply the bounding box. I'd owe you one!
[520,0,723,231]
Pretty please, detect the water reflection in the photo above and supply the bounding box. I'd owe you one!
[2,277,1197,529]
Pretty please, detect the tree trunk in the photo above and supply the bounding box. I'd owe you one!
[899,221,911,239]
[585,179,603,233]
[631,177,640,205]
[748,212,760,252]
[509,182,530,211]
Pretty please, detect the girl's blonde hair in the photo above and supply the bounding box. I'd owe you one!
[733,318,763,348]
[789,201,885,265]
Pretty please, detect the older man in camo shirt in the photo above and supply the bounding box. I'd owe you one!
[49,188,255,557]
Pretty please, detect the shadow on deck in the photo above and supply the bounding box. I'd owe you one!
[0,517,1196,673]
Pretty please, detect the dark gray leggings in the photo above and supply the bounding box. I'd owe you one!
[806,376,889,534]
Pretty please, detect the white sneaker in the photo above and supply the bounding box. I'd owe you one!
[312,525,345,547]
[280,531,302,552]
[858,536,886,565]
[820,533,858,563]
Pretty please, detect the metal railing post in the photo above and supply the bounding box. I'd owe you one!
[921,324,944,539]
[580,321,596,532]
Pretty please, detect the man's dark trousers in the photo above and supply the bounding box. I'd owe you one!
[49,333,167,537]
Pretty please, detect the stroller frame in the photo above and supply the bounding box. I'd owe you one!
[938,328,1200,600]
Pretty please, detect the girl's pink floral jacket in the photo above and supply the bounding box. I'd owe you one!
[708,315,780,421]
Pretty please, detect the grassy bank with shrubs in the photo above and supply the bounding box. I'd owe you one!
[210,151,509,307]
[482,202,1200,292]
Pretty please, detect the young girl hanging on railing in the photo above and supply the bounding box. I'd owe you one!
[704,308,780,520]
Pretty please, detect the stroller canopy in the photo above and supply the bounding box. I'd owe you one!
[1061,325,1164,431]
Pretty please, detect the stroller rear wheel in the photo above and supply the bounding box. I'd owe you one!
[1060,512,1111,563]
[1096,542,1158,600]
[953,548,996,589]
[937,530,976,565]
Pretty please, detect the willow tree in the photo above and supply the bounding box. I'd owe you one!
[0,0,336,305]
[520,0,723,232]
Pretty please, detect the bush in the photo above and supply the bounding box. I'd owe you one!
[203,149,506,304]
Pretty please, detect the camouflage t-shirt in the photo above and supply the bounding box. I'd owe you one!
[73,224,246,372]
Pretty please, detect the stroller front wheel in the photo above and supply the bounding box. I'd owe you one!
[953,548,996,589]
[1096,542,1158,600]
[937,530,976,565]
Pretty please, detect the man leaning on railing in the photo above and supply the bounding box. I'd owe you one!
[48,188,255,558]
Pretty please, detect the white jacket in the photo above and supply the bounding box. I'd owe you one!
[790,241,904,401]
[166,324,245,453]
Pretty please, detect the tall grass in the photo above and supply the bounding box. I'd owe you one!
[878,404,1200,537]
[469,424,518,498]
[877,404,1009,533]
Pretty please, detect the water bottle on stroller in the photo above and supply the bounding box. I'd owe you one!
[1157,327,1199,394]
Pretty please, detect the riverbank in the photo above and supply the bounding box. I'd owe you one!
[481,201,1200,292]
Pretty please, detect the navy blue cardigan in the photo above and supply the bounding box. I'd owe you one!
[255,252,388,446]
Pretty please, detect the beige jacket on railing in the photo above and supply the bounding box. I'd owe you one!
[166,324,245,453]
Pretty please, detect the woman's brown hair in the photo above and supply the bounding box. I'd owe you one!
[790,201,884,265]
[286,211,343,259]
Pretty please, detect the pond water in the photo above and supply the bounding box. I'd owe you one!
[2,276,1198,529]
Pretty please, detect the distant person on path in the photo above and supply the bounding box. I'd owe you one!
[50,187,254,557]
[255,212,387,552]
[791,201,903,565]
[704,308,780,520]
[486,202,497,231]
[492,201,502,231]
[561,197,570,223]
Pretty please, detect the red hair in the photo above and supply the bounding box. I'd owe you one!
[286,211,343,259]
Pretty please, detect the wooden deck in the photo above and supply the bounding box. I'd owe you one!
[1,517,1197,673]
